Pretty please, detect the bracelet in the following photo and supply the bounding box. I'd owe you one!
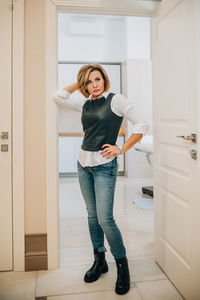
[117,145,124,155]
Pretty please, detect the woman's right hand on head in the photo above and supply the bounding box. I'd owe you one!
[64,82,79,94]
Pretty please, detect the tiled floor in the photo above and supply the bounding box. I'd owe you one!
[0,177,184,300]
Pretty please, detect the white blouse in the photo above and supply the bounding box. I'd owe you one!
[54,89,149,167]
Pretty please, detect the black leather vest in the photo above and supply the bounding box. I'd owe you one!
[81,93,123,151]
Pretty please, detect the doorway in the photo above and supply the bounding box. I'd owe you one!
[57,12,154,268]
[45,0,157,271]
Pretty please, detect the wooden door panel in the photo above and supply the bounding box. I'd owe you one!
[160,144,189,173]
[153,0,200,298]
[159,189,189,259]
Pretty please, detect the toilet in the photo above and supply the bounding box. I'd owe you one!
[134,134,153,166]
[133,134,154,209]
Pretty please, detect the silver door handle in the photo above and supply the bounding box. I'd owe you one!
[177,133,197,143]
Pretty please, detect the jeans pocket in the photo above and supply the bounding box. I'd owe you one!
[92,158,117,177]
[104,158,117,176]
[112,163,118,176]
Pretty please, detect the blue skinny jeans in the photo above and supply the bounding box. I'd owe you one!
[77,157,126,259]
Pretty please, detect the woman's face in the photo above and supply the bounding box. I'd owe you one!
[86,70,105,99]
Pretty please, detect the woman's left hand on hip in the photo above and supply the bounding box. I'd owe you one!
[101,144,120,159]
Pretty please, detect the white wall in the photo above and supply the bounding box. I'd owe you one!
[58,13,126,62]
[126,17,151,59]
[125,59,153,178]
[124,17,153,178]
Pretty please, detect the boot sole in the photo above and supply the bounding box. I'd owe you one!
[84,265,108,283]
[115,284,130,295]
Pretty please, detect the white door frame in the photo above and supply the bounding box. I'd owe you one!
[46,0,156,269]
[12,0,25,271]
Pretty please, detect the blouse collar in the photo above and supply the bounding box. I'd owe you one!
[89,91,109,101]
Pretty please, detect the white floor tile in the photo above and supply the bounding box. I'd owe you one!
[59,181,86,219]
[60,234,91,249]
[36,258,167,298]
[60,217,88,237]
[0,271,36,300]
[136,280,184,300]
[60,247,93,266]
[130,259,167,282]
[36,263,115,297]
[47,287,143,300]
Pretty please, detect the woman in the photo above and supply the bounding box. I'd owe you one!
[54,64,149,295]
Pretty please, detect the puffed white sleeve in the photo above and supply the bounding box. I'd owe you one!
[111,94,149,135]
[53,88,86,111]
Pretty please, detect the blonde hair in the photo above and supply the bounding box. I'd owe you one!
[77,64,110,98]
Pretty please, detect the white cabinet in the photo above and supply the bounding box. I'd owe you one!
[59,136,82,173]
[59,135,124,176]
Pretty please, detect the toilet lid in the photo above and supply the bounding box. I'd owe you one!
[134,135,153,153]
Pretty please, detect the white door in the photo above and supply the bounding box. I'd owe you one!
[0,0,13,271]
[152,0,200,299]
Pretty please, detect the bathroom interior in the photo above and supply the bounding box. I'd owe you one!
[58,12,155,267]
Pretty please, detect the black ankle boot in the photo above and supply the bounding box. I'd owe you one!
[115,257,130,295]
[84,249,108,283]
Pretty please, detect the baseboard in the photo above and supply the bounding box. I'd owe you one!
[25,234,47,271]
[59,172,77,178]
[59,171,125,178]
